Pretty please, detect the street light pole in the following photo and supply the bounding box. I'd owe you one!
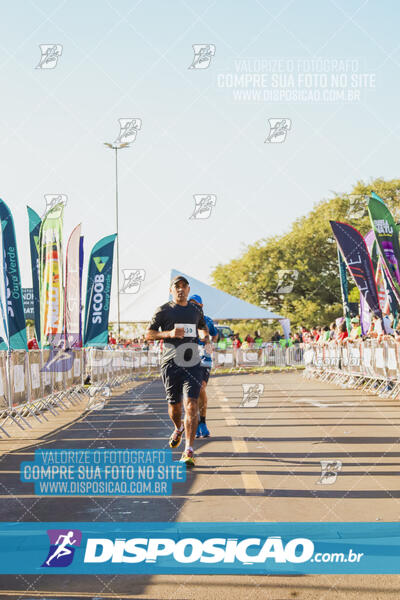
[104,141,129,342]
[114,146,120,341]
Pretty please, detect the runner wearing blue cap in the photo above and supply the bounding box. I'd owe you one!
[189,295,218,438]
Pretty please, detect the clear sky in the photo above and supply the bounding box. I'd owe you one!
[0,0,399,319]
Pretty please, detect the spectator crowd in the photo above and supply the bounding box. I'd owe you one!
[298,314,400,346]
[100,315,399,353]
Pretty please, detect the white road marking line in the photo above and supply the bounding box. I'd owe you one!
[241,472,264,493]
[232,439,247,453]
[219,382,263,493]
[290,397,356,408]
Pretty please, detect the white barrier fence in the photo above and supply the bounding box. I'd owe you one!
[0,344,305,438]
[0,348,160,438]
[213,345,304,368]
[303,339,400,398]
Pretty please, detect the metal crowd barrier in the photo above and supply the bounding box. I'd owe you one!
[0,347,161,438]
[213,344,304,369]
[303,339,400,398]
[0,343,305,437]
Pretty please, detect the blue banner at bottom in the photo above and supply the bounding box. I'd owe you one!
[0,522,399,574]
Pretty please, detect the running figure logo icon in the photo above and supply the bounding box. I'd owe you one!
[36,44,63,69]
[317,460,342,485]
[120,269,146,294]
[346,194,368,220]
[114,118,142,145]
[240,384,264,408]
[275,269,299,294]
[189,195,217,219]
[188,44,216,69]
[44,194,67,215]
[265,118,291,143]
[42,529,82,567]
[41,333,75,372]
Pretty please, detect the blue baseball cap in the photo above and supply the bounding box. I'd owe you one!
[189,294,203,305]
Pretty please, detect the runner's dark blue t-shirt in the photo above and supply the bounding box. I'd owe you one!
[148,301,207,366]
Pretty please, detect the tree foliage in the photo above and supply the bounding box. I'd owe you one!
[212,178,400,329]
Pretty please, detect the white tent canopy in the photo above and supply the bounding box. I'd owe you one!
[111,269,284,323]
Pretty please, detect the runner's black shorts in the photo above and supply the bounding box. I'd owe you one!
[202,367,211,384]
[160,361,203,404]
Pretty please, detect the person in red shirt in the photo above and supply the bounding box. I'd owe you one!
[336,321,348,343]
[27,337,39,350]
[232,334,242,348]
[300,326,308,342]
[311,327,320,342]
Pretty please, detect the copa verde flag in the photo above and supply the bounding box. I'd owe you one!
[84,234,116,347]
[39,203,64,348]
[368,196,400,303]
[27,206,41,346]
[0,199,27,349]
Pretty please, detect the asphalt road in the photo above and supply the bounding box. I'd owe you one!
[0,370,400,598]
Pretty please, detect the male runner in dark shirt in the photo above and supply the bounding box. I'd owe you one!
[145,275,210,466]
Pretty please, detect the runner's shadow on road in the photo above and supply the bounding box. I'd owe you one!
[196,488,400,498]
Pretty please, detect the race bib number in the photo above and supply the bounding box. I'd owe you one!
[175,323,196,337]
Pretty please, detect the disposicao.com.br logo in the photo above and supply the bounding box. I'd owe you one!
[84,535,315,565]
[0,522,387,575]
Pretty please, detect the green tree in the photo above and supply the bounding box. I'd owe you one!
[212,178,400,329]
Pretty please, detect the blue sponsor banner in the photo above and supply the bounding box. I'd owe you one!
[0,199,28,349]
[83,234,116,347]
[0,522,400,574]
